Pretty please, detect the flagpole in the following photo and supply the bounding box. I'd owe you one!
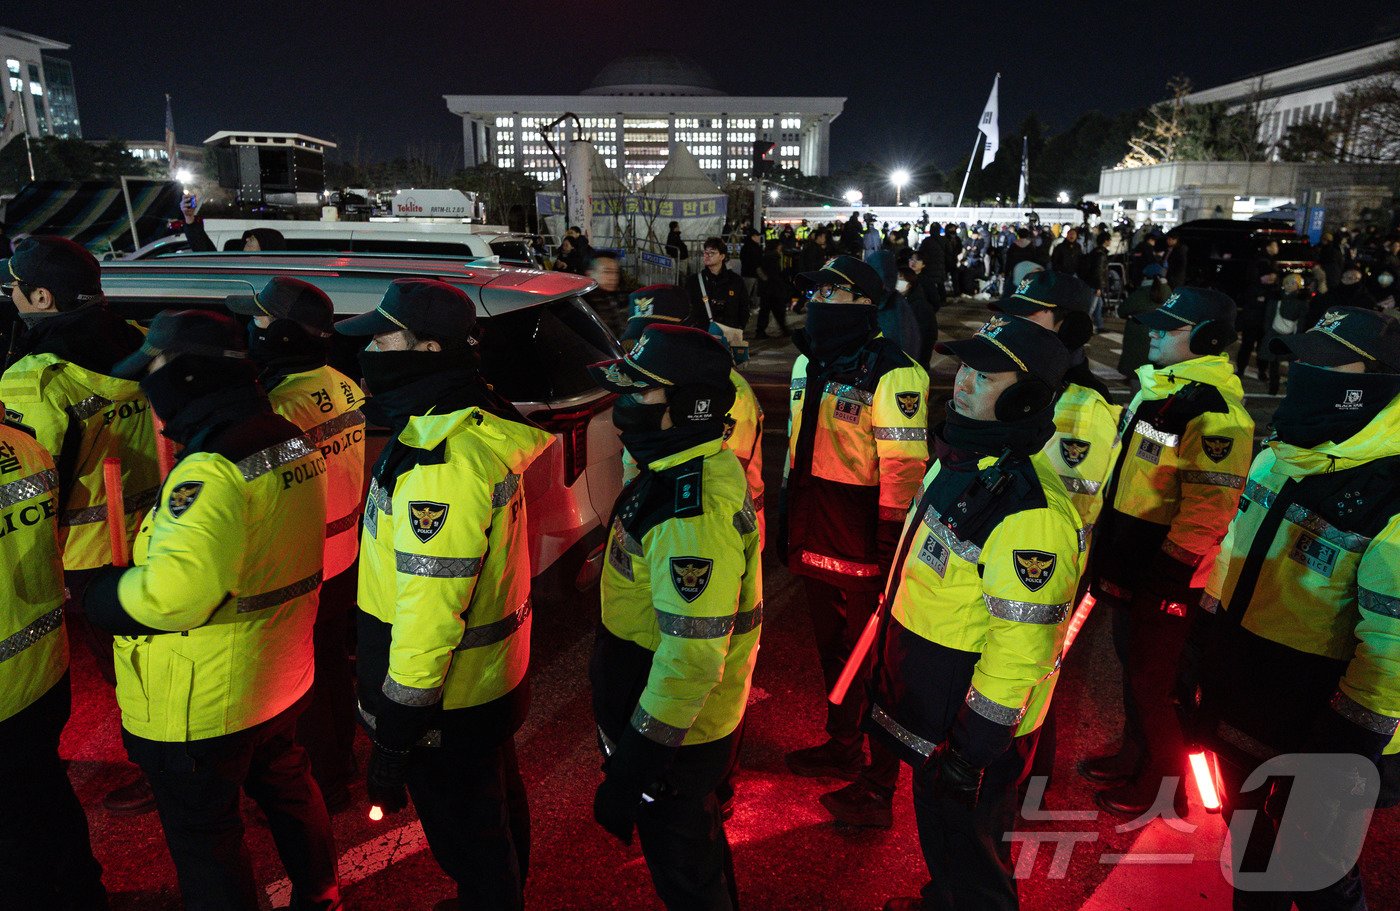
[17,93,35,182]
[954,130,981,209]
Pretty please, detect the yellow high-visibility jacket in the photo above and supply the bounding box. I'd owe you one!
[1,353,159,569]
[596,438,762,747]
[267,366,366,579]
[1201,394,1400,760]
[96,423,327,741]
[0,411,67,723]
[1032,382,1122,540]
[358,406,554,712]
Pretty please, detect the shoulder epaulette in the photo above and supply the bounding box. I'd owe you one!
[1171,381,1229,418]
[0,362,54,405]
[666,456,707,519]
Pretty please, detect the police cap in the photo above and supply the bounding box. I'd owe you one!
[334,278,477,347]
[997,270,1093,316]
[1132,286,1236,332]
[935,315,1070,389]
[111,309,248,379]
[588,324,731,392]
[794,254,884,303]
[622,284,695,341]
[5,235,102,306]
[225,276,335,336]
[1272,306,1400,372]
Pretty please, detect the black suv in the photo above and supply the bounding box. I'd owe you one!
[1166,219,1317,299]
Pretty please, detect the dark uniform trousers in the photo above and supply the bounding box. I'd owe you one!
[1105,588,1196,789]
[1218,758,1367,911]
[124,694,340,911]
[912,733,1038,911]
[0,674,109,910]
[635,732,742,911]
[296,563,360,803]
[804,576,900,791]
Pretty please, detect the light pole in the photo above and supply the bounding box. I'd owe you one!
[891,168,910,206]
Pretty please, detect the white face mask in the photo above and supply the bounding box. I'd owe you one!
[895,279,910,294]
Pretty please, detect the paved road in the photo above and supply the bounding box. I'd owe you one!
[64,296,1396,909]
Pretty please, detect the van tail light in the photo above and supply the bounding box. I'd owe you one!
[535,394,618,486]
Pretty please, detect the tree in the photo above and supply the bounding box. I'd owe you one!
[1278,116,1346,162]
[450,163,540,230]
[0,135,146,193]
[1118,76,1265,168]
[1332,43,1400,163]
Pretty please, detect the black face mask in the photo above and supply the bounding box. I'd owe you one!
[247,318,324,369]
[1272,362,1400,448]
[356,348,451,397]
[139,357,265,446]
[802,303,877,362]
[611,396,670,434]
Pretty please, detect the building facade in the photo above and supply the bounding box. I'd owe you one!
[0,27,80,139]
[445,52,843,188]
[1181,36,1399,160]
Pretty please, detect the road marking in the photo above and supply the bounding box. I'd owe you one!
[266,820,429,907]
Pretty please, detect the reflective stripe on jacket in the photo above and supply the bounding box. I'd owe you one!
[113,430,327,741]
[1032,382,1122,539]
[1203,394,1400,758]
[0,416,67,723]
[268,367,366,579]
[358,406,554,711]
[0,353,159,570]
[785,337,930,587]
[597,439,762,747]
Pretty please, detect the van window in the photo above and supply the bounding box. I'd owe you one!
[219,237,348,252]
[489,240,535,264]
[352,239,475,256]
[477,297,623,402]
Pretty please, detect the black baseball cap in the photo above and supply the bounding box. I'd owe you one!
[5,235,102,305]
[622,284,695,341]
[795,254,884,303]
[225,276,334,336]
[111,309,248,379]
[935,315,1070,389]
[1271,307,1400,372]
[1133,286,1236,331]
[997,271,1093,316]
[588,324,732,392]
[334,278,477,347]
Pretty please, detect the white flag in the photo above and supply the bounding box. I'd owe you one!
[978,74,1000,169]
[1017,136,1028,206]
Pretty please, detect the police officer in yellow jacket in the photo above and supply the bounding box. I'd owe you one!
[0,405,107,910]
[869,316,1083,911]
[1195,308,1400,910]
[588,325,761,911]
[1084,287,1254,817]
[618,284,766,546]
[225,276,366,809]
[83,310,340,910]
[3,235,161,813]
[337,279,553,911]
[781,255,929,828]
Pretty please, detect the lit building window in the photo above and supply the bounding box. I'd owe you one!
[495,116,515,127]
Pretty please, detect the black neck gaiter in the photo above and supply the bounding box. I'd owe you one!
[795,303,877,365]
[940,401,1056,459]
[1272,362,1400,449]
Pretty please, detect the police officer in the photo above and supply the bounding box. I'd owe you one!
[781,254,929,830]
[83,310,340,909]
[2,235,161,813]
[0,402,107,909]
[225,276,366,810]
[1083,287,1254,816]
[618,284,766,547]
[587,324,761,911]
[337,279,552,911]
[998,271,1122,539]
[869,316,1083,911]
[1196,308,1400,910]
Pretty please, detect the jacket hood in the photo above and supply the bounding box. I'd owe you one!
[866,249,897,292]
[400,405,555,475]
[1268,391,1400,476]
[1136,354,1244,407]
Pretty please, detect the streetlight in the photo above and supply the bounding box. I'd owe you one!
[175,168,194,185]
[769,188,779,201]
[844,189,863,206]
[891,168,910,205]
[1056,190,1070,204]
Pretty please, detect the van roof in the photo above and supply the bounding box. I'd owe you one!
[100,253,595,316]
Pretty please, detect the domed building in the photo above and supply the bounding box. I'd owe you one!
[445,51,843,188]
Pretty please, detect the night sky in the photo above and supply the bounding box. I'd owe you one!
[8,1,1400,175]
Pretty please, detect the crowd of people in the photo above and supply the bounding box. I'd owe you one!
[1,214,1399,911]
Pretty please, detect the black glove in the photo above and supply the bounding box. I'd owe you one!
[82,566,164,636]
[922,743,984,810]
[366,744,411,815]
[593,724,676,845]
[1146,548,1199,609]
[876,519,904,573]
[1175,606,1218,746]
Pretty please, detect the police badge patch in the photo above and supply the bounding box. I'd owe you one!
[1012,549,1057,592]
[1060,438,1091,467]
[896,392,921,418]
[1202,436,1234,463]
[167,481,204,518]
[408,501,449,544]
[669,557,714,603]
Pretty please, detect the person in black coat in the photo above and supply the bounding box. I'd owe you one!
[1051,227,1083,276]
[1002,228,1047,292]
[915,234,947,312]
[685,237,752,332]
[664,221,688,261]
[899,264,937,367]
[757,239,790,337]
[740,228,764,303]
[1235,265,1278,379]
[1163,234,1189,288]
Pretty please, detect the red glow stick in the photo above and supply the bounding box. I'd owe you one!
[103,458,129,567]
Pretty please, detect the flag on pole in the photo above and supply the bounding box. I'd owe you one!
[978,74,1000,169]
[1017,136,1028,206]
[164,94,177,177]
